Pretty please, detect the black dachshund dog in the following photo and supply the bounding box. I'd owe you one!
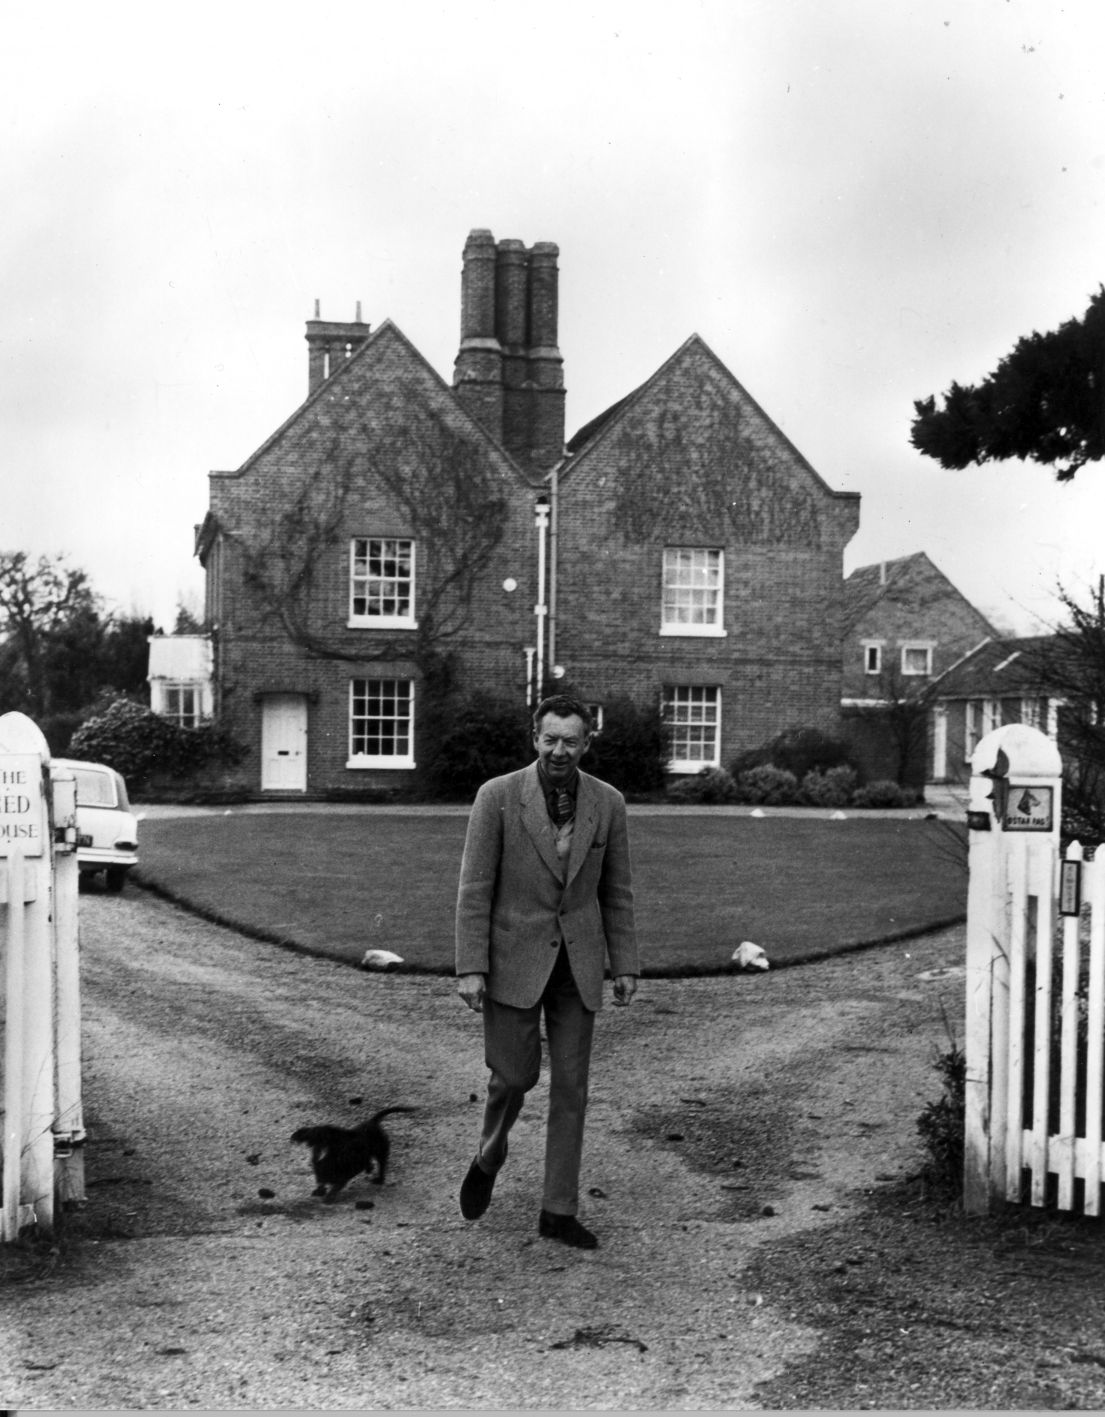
[291,1107,416,1200]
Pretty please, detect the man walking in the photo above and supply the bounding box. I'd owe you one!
[455,694,639,1249]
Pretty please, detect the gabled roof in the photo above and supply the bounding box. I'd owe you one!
[208,318,534,490]
[932,635,1062,699]
[557,333,860,505]
[842,551,1000,638]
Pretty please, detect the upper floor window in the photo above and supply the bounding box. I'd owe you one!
[663,684,721,772]
[901,643,934,676]
[349,538,417,629]
[660,548,725,637]
[863,642,883,675]
[348,678,415,769]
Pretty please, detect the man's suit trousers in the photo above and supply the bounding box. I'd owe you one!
[477,945,595,1216]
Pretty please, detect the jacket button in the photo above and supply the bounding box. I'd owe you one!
[551,939,559,948]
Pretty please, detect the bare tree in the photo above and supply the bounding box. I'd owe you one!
[868,663,940,788]
[1023,580,1105,840]
[0,552,98,716]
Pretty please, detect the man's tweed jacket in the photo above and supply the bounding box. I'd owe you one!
[455,762,639,1011]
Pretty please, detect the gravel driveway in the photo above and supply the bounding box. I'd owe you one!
[2,885,1105,1409]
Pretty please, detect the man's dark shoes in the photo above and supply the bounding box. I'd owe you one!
[459,1157,495,1220]
[539,1210,599,1249]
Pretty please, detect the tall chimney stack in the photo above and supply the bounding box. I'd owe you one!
[453,230,504,439]
[452,229,564,473]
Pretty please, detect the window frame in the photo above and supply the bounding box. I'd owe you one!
[900,642,935,677]
[348,537,418,630]
[347,677,416,770]
[964,697,1001,759]
[663,684,722,773]
[162,682,203,729]
[862,641,883,675]
[659,547,726,638]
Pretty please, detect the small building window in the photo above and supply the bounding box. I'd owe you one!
[660,548,725,636]
[863,643,882,675]
[901,643,934,676]
[163,683,202,728]
[663,685,721,772]
[349,678,415,769]
[585,703,605,735]
[350,538,417,629]
[965,697,1001,758]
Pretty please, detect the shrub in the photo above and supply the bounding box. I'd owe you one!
[67,698,247,789]
[916,1045,965,1195]
[852,778,917,809]
[666,767,738,804]
[420,691,530,800]
[732,726,856,782]
[585,696,669,796]
[734,764,800,805]
[801,765,858,808]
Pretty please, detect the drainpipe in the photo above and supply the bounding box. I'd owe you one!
[534,497,550,700]
[547,459,562,678]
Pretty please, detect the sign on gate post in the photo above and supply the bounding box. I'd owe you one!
[964,723,1062,1216]
[0,711,56,1239]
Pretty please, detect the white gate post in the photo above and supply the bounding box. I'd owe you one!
[964,723,1062,1215]
[0,711,56,1238]
[50,763,84,1207]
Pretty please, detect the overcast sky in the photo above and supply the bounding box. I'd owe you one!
[3,0,1103,636]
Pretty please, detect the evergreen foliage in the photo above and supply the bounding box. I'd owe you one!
[68,698,247,789]
[911,287,1105,482]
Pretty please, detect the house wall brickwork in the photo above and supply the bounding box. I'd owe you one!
[196,232,862,795]
[552,338,859,767]
[840,552,999,786]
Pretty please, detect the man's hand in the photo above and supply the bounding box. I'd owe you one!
[457,973,487,1012]
[612,974,638,1007]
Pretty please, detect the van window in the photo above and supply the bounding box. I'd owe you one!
[71,768,117,808]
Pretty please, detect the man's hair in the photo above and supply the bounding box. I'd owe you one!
[533,694,593,734]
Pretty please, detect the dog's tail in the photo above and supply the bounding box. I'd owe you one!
[367,1106,417,1126]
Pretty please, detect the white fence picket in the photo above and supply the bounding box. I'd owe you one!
[1084,850,1105,1215]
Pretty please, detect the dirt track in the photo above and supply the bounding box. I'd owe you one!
[3,885,1105,1409]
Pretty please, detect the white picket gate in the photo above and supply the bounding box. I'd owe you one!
[0,711,84,1240]
[964,722,1105,1216]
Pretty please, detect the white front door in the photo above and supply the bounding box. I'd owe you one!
[261,694,308,792]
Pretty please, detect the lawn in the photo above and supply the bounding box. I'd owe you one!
[130,810,967,975]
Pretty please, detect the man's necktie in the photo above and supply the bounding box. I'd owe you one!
[556,788,574,826]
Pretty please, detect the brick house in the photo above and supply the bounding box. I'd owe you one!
[194,229,860,795]
[840,552,999,787]
[927,635,1062,785]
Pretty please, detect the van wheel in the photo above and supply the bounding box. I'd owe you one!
[104,868,128,893]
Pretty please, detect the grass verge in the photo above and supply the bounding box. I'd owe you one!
[130,811,967,974]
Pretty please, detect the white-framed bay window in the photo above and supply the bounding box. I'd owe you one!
[162,683,203,728]
[663,685,722,772]
[348,678,415,769]
[349,537,417,629]
[660,547,725,636]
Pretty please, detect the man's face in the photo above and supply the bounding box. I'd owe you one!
[533,712,591,782]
